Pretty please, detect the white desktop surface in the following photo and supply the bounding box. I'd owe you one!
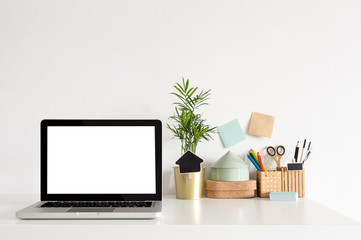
[1,195,360,239]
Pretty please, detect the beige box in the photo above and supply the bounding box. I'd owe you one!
[205,180,256,198]
[278,167,305,198]
[257,171,281,198]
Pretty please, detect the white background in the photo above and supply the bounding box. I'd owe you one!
[0,0,360,222]
[47,126,156,194]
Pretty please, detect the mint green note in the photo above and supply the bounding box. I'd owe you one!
[217,119,246,148]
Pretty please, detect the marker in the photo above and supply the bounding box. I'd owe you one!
[257,152,266,171]
[299,139,306,164]
[247,154,261,171]
[294,141,299,163]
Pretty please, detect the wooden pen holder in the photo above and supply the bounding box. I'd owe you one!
[277,167,305,198]
[257,170,282,198]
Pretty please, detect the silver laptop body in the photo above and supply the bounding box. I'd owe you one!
[16,119,162,219]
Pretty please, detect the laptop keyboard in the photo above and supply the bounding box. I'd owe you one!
[39,201,153,208]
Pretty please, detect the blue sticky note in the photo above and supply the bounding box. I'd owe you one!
[270,192,298,201]
[217,119,246,148]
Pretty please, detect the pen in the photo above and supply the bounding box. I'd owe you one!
[247,154,261,171]
[303,142,311,163]
[299,139,306,164]
[294,141,299,163]
[303,147,312,165]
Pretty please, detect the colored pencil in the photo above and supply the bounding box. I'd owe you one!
[257,152,266,171]
[247,154,261,171]
[250,150,260,166]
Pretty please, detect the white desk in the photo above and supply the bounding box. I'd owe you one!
[1,195,360,239]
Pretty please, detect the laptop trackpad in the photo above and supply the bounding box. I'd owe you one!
[67,208,115,212]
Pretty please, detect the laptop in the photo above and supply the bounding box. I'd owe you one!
[16,119,162,219]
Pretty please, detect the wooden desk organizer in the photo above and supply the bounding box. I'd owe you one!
[277,167,305,198]
[257,171,281,198]
[257,169,305,198]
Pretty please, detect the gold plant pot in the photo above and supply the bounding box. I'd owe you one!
[173,166,205,199]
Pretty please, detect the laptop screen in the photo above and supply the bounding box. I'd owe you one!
[47,126,156,194]
[41,120,162,201]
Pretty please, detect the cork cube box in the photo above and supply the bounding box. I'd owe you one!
[205,180,256,198]
[257,171,281,198]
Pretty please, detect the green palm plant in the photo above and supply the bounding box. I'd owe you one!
[167,78,217,154]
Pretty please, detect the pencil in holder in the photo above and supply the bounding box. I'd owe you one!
[278,167,305,198]
[257,170,282,198]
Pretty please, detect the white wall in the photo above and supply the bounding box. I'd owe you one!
[1,0,361,222]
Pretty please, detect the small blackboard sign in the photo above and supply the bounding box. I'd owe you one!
[175,151,204,173]
[287,163,303,171]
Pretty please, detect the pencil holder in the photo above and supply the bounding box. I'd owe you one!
[277,167,305,198]
[257,170,282,198]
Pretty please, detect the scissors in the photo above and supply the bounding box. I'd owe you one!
[266,145,285,168]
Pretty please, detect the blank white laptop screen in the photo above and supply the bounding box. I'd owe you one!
[47,126,156,194]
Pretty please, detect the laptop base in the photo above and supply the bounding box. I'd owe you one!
[16,201,162,219]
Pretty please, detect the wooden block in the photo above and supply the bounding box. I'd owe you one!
[301,169,305,197]
[206,190,255,199]
[284,170,287,192]
[281,167,284,191]
[205,180,256,191]
[295,171,298,194]
[299,171,303,197]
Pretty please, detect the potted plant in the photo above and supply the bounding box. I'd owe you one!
[167,78,216,199]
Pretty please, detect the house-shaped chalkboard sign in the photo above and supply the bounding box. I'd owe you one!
[175,151,204,173]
